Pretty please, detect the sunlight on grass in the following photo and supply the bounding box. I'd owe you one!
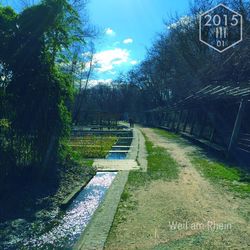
[126,135,179,188]
[191,156,250,197]
[145,134,179,179]
[153,128,180,140]
[70,135,117,158]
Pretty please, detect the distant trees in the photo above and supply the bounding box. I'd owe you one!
[0,0,89,185]
[128,0,249,105]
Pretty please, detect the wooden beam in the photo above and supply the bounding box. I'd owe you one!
[228,99,247,153]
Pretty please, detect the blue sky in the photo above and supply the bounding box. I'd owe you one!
[1,0,190,83]
[88,0,190,83]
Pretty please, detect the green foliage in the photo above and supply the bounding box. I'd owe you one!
[0,119,10,129]
[121,190,132,202]
[0,0,85,184]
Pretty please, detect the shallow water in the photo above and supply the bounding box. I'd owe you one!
[22,172,117,249]
[107,152,127,160]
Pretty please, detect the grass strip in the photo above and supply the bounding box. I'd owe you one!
[154,128,250,197]
[126,137,179,189]
[191,155,250,197]
[153,128,181,140]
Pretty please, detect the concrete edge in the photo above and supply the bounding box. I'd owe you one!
[73,171,129,250]
[136,127,148,172]
[126,128,138,160]
[60,175,94,209]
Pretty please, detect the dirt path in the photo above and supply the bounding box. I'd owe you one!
[105,128,250,250]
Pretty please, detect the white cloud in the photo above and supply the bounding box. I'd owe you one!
[130,60,138,65]
[94,48,130,73]
[89,79,113,87]
[105,28,116,36]
[123,38,133,44]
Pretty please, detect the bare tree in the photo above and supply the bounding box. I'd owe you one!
[73,41,95,124]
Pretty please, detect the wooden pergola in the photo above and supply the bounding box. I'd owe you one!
[145,84,250,162]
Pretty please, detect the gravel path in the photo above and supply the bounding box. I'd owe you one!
[105,128,250,250]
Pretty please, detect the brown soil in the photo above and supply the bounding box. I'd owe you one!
[105,128,250,250]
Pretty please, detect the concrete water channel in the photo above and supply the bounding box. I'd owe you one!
[23,172,117,249]
[19,126,146,249]
[74,126,147,250]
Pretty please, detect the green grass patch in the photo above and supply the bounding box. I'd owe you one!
[126,135,179,188]
[145,138,179,179]
[153,128,180,140]
[191,155,250,197]
[81,159,94,167]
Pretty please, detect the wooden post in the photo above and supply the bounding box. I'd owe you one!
[176,110,183,132]
[159,112,162,126]
[162,111,166,126]
[228,99,246,153]
[166,113,171,127]
[153,112,156,126]
[163,112,167,126]
[209,127,215,142]
[152,112,155,126]
[183,110,189,132]
[208,113,216,142]
[149,112,152,126]
[152,112,156,126]
[159,111,163,126]
[198,113,207,138]
[171,112,178,131]
[168,112,175,129]
[190,112,196,135]
[168,113,172,128]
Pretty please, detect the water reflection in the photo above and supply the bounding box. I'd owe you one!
[107,152,127,160]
